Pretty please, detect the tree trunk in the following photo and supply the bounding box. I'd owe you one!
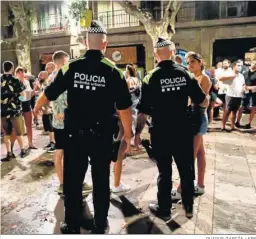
[118,1,181,45]
[143,23,174,44]
[9,1,32,72]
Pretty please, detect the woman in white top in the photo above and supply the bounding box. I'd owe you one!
[15,67,37,149]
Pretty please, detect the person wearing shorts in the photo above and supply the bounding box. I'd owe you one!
[38,70,56,152]
[26,73,39,126]
[51,51,92,196]
[112,64,141,194]
[1,61,29,160]
[207,67,222,124]
[172,52,211,202]
[222,61,245,131]
[15,66,37,150]
[192,106,208,136]
[236,60,256,129]
[216,59,233,117]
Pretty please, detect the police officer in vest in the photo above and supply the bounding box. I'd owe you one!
[138,37,209,220]
[34,20,132,234]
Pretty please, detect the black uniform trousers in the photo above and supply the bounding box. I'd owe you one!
[63,127,112,230]
[150,126,194,212]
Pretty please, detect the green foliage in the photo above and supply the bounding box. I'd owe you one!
[69,0,88,21]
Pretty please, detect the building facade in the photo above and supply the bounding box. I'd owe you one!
[89,1,256,72]
[1,1,256,74]
[1,1,83,74]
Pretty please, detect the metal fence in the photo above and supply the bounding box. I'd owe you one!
[96,10,140,29]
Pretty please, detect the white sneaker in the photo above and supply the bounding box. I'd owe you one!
[171,189,182,200]
[194,185,205,195]
[112,183,131,194]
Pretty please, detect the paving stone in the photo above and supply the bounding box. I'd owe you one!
[1,120,256,235]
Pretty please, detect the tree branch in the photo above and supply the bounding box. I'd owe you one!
[168,1,182,35]
[118,1,152,28]
[162,0,182,37]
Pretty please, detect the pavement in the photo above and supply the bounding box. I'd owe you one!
[1,115,256,235]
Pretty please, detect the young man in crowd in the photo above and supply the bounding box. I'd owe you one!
[216,59,232,113]
[221,61,245,131]
[51,51,93,196]
[37,70,56,152]
[45,62,55,75]
[1,61,29,160]
[15,66,37,150]
[236,59,256,129]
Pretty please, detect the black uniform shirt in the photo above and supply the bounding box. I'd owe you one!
[45,50,132,129]
[138,60,205,128]
[244,70,256,86]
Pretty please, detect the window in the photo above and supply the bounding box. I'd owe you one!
[140,1,161,21]
[227,7,238,17]
[195,1,220,20]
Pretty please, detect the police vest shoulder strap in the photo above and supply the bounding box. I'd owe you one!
[143,67,161,85]
[101,57,116,68]
[101,57,124,79]
[61,57,86,75]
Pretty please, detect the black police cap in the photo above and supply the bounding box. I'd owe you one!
[88,20,107,35]
[154,37,172,48]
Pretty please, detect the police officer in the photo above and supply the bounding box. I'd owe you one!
[137,37,209,220]
[34,20,132,234]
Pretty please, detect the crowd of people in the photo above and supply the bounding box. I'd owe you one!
[206,58,256,131]
[1,19,256,234]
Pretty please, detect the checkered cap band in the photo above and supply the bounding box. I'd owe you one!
[88,20,107,34]
[154,40,172,48]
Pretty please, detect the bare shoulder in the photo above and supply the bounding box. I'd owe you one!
[200,73,211,94]
[202,73,211,86]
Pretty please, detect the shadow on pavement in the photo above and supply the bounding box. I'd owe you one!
[53,197,93,235]
[1,159,18,178]
[20,153,55,182]
[53,198,64,234]
[111,195,163,234]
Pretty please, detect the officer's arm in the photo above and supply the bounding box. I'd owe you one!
[137,74,152,117]
[114,70,133,142]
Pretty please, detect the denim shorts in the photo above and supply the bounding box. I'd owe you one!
[197,108,208,135]
[191,106,208,136]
